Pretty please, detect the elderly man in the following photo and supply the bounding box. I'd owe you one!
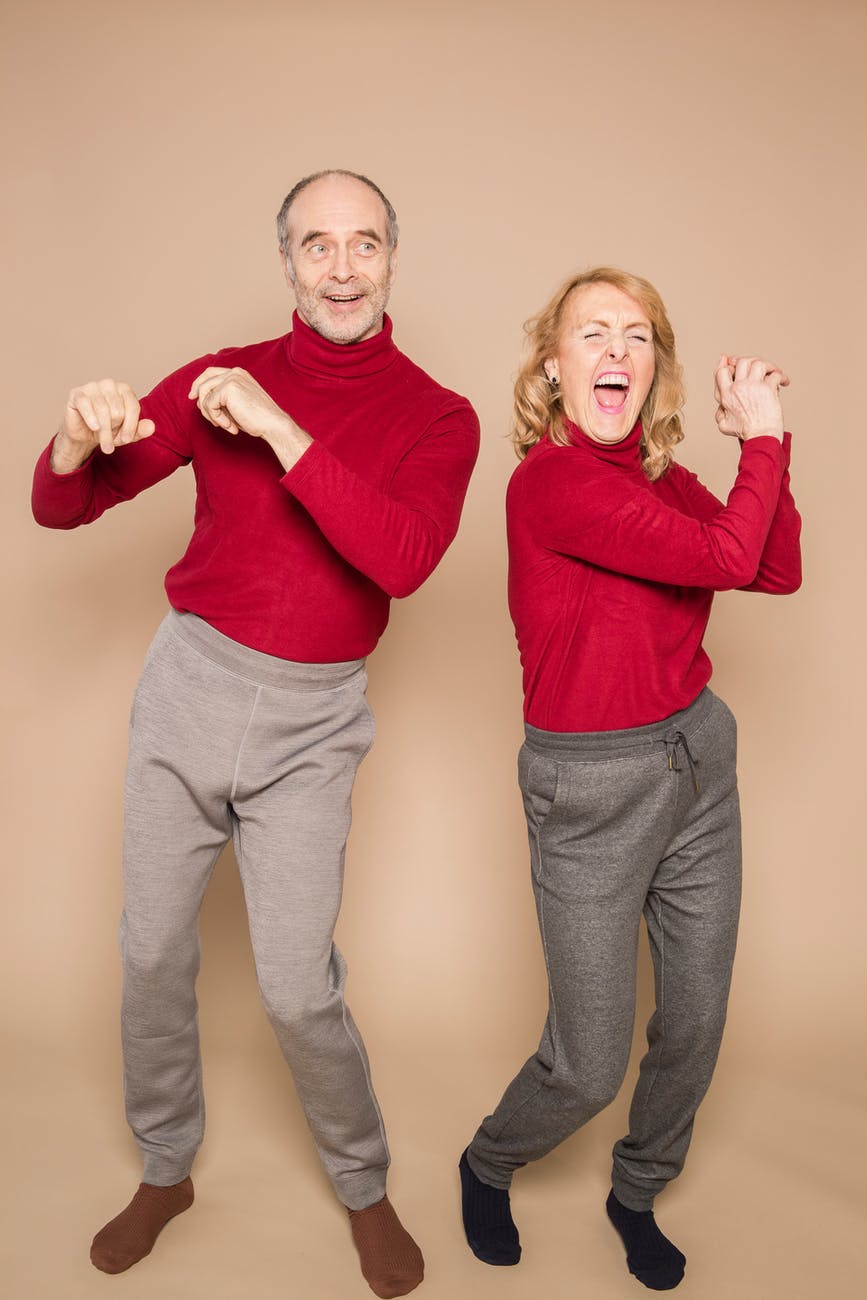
[32,169,479,1297]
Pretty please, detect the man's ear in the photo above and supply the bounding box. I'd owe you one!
[387,244,399,288]
[280,248,296,291]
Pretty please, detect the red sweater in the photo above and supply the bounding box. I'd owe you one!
[32,314,480,661]
[507,419,801,731]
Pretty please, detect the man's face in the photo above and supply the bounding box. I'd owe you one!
[282,175,397,344]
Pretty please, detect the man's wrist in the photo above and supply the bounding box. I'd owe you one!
[266,413,313,472]
[50,432,94,475]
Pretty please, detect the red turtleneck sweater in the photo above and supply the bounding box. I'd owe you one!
[32,314,480,661]
[507,420,801,731]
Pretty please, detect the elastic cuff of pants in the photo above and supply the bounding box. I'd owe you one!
[465,1146,514,1191]
[141,1156,196,1187]
[610,1176,656,1213]
[336,1167,389,1212]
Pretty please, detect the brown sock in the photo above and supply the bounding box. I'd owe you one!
[348,1196,425,1298]
[90,1177,194,1274]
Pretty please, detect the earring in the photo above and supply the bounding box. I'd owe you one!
[547,372,559,386]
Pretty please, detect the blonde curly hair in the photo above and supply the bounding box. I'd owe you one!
[513,267,685,481]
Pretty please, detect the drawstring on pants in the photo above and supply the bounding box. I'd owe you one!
[663,730,701,793]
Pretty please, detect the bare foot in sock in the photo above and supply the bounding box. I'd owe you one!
[348,1195,424,1298]
[90,1178,194,1274]
[606,1190,686,1290]
[458,1148,521,1266]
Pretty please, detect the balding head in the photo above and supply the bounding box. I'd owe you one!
[276,171,398,344]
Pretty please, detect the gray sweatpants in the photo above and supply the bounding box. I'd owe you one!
[119,611,389,1210]
[468,689,742,1211]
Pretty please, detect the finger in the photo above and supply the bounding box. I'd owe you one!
[115,391,142,445]
[87,393,117,454]
[748,358,767,384]
[197,385,239,435]
[211,411,240,435]
[715,355,734,401]
[763,365,790,389]
[134,418,156,441]
[195,372,230,408]
[97,379,127,432]
[763,368,788,392]
[734,356,754,382]
[192,376,225,423]
[201,391,233,430]
[188,367,231,400]
[69,390,101,435]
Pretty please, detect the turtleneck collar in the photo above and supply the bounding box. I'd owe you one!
[563,416,644,468]
[285,310,399,380]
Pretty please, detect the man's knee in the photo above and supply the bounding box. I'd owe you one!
[550,1039,630,1118]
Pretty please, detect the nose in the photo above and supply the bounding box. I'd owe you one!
[330,243,354,282]
[607,331,628,360]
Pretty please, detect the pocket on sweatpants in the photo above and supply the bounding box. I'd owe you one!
[519,746,563,832]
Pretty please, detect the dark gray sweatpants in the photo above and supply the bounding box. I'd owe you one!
[468,689,742,1211]
[119,611,389,1209]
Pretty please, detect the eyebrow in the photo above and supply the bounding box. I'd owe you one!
[299,228,384,249]
[583,318,651,330]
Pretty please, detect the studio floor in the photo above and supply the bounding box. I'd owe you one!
[3,1041,862,1300]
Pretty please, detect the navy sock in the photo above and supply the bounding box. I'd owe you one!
[458,1149,521,1266]
[606,1190,686,1290]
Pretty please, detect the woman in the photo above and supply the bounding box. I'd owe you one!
[459,268,801,1290]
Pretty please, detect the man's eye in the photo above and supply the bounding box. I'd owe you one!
[358,242,376,253]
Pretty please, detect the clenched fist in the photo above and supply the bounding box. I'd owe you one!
[714,355,788,443]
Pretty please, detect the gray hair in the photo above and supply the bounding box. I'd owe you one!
[276,169,399,259]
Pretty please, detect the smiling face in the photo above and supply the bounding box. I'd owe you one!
[545,282,656,444]
[281,174,397,344]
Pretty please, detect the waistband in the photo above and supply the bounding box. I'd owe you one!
[167,610,366,692]
[524,688,716,761]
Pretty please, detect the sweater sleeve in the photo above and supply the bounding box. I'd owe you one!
[30,360,205,529]
[664,432,802,593]
[526,435,789,591]
[279,403,480,598]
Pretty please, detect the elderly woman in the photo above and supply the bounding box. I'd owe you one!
[459,268,801,1290]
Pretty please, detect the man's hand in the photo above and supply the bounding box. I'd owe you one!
[52,379,155,474]
[714,355,788,442]
[188,367,312,472]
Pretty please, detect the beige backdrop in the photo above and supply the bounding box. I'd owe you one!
[2,1,864,1297]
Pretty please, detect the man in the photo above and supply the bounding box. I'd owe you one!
[31,169,479,1297]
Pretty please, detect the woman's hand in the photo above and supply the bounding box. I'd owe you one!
[714,355,788,442]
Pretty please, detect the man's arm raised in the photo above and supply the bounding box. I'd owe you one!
[32,371,192,530]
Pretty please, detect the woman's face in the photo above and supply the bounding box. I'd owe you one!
[546,283,656,444]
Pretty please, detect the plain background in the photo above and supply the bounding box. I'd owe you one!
[2,1,865,1297]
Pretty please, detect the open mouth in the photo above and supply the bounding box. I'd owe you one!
[594,372,630,414]
[324,293,364,307]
